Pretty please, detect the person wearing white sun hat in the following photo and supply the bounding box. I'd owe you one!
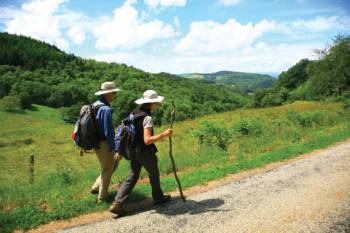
[90,81,121,204]
[109,90,173,217]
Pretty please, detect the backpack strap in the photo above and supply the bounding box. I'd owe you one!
[91,102,107,140]
[133,111,147,119]
[92,102,105,111]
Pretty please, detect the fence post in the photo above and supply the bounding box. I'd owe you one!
[198,135,204,154]
[29,154,34,184]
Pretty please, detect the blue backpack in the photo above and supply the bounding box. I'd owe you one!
[114,112,147,160]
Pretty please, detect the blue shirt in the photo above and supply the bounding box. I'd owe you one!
[94,99,115,152]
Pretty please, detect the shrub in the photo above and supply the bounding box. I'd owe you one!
[286,110,324,127]
[232,117,263,137]
[195,121,233,150]
[61,104,81,123]
[289,83,314,101]
[342,99,350,110]
[0,96,23,113]
[253,88,289,107]
[46,167,76,186]
[289,128,302,142]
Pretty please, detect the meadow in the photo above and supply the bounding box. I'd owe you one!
[1,101,350,232]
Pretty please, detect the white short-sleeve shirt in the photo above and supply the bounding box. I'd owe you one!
[143,116,154,128]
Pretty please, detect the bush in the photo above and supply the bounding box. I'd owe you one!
[342,99,350,110]
[286,110,324,128]
[46,168,76,186]
[232,117,263,137]
[195,121,233,150]
[253,88,289,107]
[0,96,23,113]
[61,104,81,123]
[288,128,302,142]
[289,83,314,101]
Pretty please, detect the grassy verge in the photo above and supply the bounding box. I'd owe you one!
[0,101,349,232]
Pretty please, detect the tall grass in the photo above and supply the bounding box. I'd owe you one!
[0,101,349,232]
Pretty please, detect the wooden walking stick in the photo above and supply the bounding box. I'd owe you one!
[169,101,186,202]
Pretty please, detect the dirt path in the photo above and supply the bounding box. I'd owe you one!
[54,140,350,233]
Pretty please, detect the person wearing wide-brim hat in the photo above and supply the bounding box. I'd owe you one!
[90,81,121,204]
[109,90,173,216]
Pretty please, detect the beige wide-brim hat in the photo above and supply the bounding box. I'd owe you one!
[135,90,164,105]
[95,81,121,96]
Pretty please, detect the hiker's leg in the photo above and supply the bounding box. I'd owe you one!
[91,175,101,192]
[91,159,119,192]
[95,141,115,200]
[114,159,141,204]
[137,152,163,200]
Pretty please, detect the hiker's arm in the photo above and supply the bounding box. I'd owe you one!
[144,128,173,145]
[103,108,115,151]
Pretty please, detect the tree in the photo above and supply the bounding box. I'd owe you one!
[10,81,51,108]
[307,34,350,97]
[278,59,310,90]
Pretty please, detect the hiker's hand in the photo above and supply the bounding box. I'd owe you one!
[114,152,123,161]
[163,128,173,138]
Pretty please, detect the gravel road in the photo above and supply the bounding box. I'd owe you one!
[58,141,350,233]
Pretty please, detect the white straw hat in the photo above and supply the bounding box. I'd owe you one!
[95,82,121,96]
[135,90,164,105]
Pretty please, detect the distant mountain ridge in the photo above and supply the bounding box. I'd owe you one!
[180,71,277,92]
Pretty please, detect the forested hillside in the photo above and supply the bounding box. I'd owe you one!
[253,34,350,107]
[0,32,77,70]
[181,71,277,93]
[0,32,250,125]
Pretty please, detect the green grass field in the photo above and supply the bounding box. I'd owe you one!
[1,101,350,232]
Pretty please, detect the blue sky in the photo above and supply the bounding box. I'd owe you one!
[0,0,349,74]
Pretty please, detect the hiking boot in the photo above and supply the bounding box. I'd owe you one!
[154,194,171,205]
[109,202,128,217]
[90,189,99,195]
[96,198,105,205]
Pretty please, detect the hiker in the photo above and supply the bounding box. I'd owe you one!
[90,81,121,204]
[109,90,173,216]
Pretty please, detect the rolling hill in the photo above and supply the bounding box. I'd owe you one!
[181,71,277,92]
[0,32,250,124]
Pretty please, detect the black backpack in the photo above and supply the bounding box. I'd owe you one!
[114,112,147,160]
[72,102,105,152]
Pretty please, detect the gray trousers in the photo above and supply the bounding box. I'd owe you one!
[114,150,164,204]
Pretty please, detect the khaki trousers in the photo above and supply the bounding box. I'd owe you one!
[91,141,119,200]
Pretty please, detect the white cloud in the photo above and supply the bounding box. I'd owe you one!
[278,16,350,36]
[174,16,180,29]
[175,19,275,54]
[144,0,186,10]
[1,1,343,75]
[68,26,86,45]
[21,0,66,14]
[3,0,70,50]
[93,16,323,74]
[93,1,177,50]
[92,42,321,74]
[256,42,268,51]
[92,14,331,74]
[219,0,242,6]
[56,37,69,49]
[291,16,349,32]
[0,7,21,19]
